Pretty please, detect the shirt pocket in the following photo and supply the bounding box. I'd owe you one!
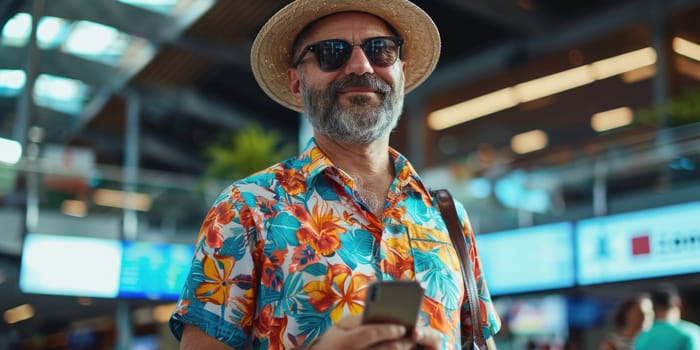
[403,221,464,311]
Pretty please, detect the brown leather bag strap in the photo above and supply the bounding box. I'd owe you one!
[432,189,488,350]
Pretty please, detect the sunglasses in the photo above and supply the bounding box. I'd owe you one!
[293,36,404,72]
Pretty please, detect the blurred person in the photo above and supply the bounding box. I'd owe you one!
[597,293,653,350]
[168,0,501,349]
[635,284,700,350]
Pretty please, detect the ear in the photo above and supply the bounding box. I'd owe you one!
[287,68,302,103]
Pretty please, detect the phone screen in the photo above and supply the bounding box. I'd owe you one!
[362,280,424,330]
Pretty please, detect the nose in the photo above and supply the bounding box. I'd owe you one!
[343,45,374,76]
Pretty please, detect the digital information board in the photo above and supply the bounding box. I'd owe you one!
[20,233,194,300]
[576,200,700,285]
[476,222,576,296]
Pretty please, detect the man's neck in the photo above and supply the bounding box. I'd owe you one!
[314,133,395,216]
[314,133,393,178]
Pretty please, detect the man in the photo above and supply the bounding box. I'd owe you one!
[169,0,501,349]
[635,284,700,350]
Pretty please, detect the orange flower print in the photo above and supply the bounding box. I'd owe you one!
[231,288,257,330]
[238,204,256,232]
[385,205,406,222]
[195,254,235,305]
[275,168,307,196]
[380,237,414,279]
[302,147,332,173]
[295,202,345,256]
[198,201,235,249]
[303,264,372,322]
[257,303,288,350]
[422,296,452,334]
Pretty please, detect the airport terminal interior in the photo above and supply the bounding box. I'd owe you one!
[1,0,700,349]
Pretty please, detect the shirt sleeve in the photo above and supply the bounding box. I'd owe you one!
[169,185,261,348]
[455,200,502,339]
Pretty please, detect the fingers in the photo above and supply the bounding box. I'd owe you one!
[313,316,408,349]
[411,327,443,350]
[336,314,363,330]
[350,324,408,348]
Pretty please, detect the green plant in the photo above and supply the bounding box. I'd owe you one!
[636,87,700,127]
[202,123,295,182]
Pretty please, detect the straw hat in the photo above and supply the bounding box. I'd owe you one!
[251,0,441,112]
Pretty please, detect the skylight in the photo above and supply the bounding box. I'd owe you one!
[117,0,180,15]
[1,13,31,46]
[1,13,70,48]
[33,74,90,115]
[36,17,70,49]
[62,21,130,65]
[0,70,26,97]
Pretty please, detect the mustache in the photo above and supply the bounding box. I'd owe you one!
[330,74,392,95]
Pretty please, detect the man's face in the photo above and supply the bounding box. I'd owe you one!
[289,12,406,144]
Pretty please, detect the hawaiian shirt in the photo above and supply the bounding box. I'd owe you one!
[169,139,501,349]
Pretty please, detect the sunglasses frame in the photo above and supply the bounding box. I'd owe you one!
[293,36,404,72]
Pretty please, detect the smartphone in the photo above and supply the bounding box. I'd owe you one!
[362,280,424,332]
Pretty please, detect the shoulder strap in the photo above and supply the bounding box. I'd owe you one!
[432,189,488,350]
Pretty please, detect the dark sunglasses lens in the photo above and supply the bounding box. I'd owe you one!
[363,38,400,67]
[316,40,351,71]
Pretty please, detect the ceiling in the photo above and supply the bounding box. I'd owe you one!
[1,0,700,344]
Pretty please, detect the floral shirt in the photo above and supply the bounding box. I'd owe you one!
[169,139,501,349]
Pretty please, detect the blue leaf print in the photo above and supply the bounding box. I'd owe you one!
[414,248,460,310]
[301,262,328,276]
[279,273,305,314]
[219,231,247,260]
[267,212,301,251]
[314,182,341,202]
[336,229,374,269]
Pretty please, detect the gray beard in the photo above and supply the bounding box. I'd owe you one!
[300,73,404,144]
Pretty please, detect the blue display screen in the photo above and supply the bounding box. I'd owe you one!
[476,222,576,296]
[20,233,195,301]
[118,241,195,300]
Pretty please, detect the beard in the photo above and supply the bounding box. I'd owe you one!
[300,72,404,144]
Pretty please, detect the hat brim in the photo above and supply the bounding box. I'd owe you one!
[251,0,441,112]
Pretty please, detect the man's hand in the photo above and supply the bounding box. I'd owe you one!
[181,316,444,350]
[310,315,443,349]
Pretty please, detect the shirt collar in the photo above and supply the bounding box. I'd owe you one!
[298,138,431,196]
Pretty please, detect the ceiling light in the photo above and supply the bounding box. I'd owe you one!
[76,297,93,306]
[511,129,548,154]
[61,200,88,218]
[590,47,657,80]
[428,47,658,130]
[673,37,700,62]
[0,137,22,165]
[428,88,519,130]
[93,189,152,211]
[513,65,595,103]
[590,107,634,132]
[4,304,35,324]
